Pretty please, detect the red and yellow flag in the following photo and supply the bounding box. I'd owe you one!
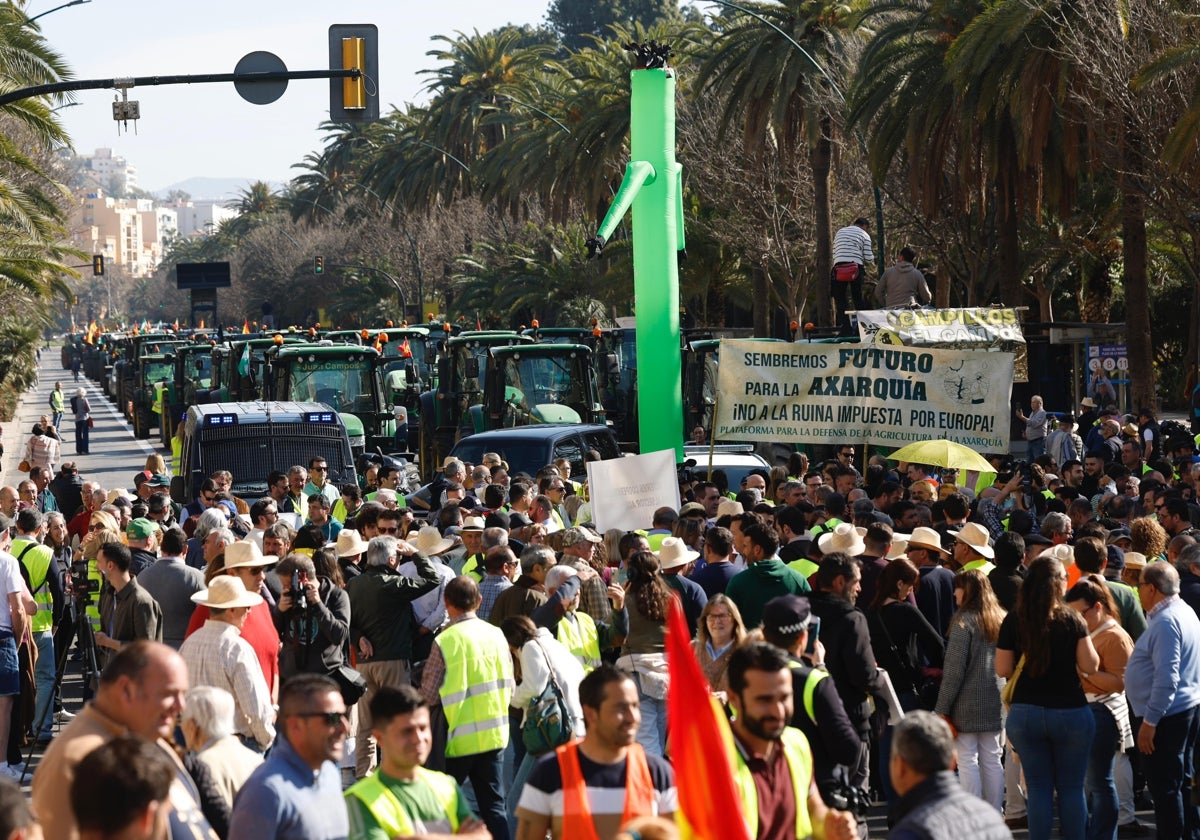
[242,319,251,334]
[400,338,412,358]
[666,599,752,840]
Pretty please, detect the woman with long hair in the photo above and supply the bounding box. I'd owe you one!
[693,594,747,694]
[996,555,1100,840]
[767,466,789,505]
[671,517,705,555]
[867,558,945,807]
[933,569,1006,811]
[618,550,673,757]
[1065,574,1134,840]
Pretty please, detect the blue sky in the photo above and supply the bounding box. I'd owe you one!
[36,0,563,191]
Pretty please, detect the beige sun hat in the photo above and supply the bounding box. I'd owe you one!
[190,575,263,609]
[817,522,866,557]
[1038,544,1075,565]
[886,537,910,560]
[222,540,277,571]
[716,499,744,518]
[1122,551,1147,570]
[411,525,454,556]
[657,536,700,570]
[335,529,368,558]
[906,526,949,556]
[949,522,994,559]
[460,516,486,532]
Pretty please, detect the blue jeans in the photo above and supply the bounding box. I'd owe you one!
[635,690,667,758]
[1027,437,1046,460]
[447,748,509,840]
[1085,702,1119,840]
[1007,703,1094,840]
[1143,704,1200,840]
[506,751,537,838]
[32,631,54,738]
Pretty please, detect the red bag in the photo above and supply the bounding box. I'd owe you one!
[87,417,94,429]
[834,263,859,283]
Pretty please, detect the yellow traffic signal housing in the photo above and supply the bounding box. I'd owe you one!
[329,24,378,122]
[92,255,105,276]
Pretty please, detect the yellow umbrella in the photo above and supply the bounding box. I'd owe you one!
[889,439,995,472]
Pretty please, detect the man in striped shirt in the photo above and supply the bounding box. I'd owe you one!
[832,217,875,332]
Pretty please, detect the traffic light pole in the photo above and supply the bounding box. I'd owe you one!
[0,68,360,107]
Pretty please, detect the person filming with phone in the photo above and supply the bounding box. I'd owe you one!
[273,553,351,684]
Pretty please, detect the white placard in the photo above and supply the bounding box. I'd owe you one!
[586,450,681,533]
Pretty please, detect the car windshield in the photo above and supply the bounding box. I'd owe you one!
[145,362,173,384]
[500,355,588,422]
[450,438,553,479]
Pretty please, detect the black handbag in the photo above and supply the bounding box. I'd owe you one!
[521,638,574,756]
[870,605,940,711]
[329,663,367,706]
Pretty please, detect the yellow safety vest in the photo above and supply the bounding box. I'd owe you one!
[646,532,669,552]
[345,768,460,837]
[712,723,814,840]
[435,618,512,757]
[787,660,829,723]
[787,558,820,580]
[170,435,183,478]
[557,611,602,672]
[961,559,996,575]
[85,560,102,632]
[12,538,53,633]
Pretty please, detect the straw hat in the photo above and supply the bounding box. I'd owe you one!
[950,522,994,559]
[460,516,486,532]
[335,529,368,558]
[657,537,700,570]
[1037,544,1075,565]
[190,575,263,609]
[223,540,277,571]
[716,499,744,518]
[886,538,909,560]
[1122,551,1148,570]
[817,523,866,557]
[1080,397,1097,409]
[906,526,949,556]
[411,526,454,556]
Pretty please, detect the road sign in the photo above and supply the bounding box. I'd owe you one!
[1088,344,1128,374]
[234,51,289,105]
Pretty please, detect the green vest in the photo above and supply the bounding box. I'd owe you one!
[50,390,64,412]
[12,538,53,633]
[961,558,996,575]
[722,724,814,839]
[812,517,843,537]
[556,610,602,672]
[434,618,512,757]
[345,768,460,837]
[787,558,820,581]
[85,559,103,633]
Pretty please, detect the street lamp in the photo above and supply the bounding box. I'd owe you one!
[26,0,91,24]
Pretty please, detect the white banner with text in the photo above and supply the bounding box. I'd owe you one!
[714,340,1013,450]
[587,449,681,533]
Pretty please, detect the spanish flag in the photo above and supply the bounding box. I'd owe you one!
[242,319,251,334]
[400,338,412,359]
[667,599,752,840]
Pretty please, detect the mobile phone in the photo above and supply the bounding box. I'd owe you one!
[805,616,821,656]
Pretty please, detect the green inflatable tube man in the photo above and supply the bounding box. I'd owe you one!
[587,42,685,461]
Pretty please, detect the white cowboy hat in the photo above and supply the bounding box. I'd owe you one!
[1037,544,1075,565]
[222,540,277,571]
[886,537,909,560]
[657,536,700,570]
[1080,397,1098,408]
[817,522,866,557]
[716,499,744,518]
[190,575,263,609]
[335,529,368,558]
[411,525,454,556]
[906,526,949,556]
[949,522,995,559]
[460,516,486,532]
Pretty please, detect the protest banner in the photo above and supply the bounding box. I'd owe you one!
[587,449,681,532]
[855,307,1028,381]
[714,340,1013,451]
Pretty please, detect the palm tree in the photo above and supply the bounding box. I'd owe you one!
[694,0,871,328]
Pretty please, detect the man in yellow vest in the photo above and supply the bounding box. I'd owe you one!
[12,508,62,744]
[725,642,859,840]
[419,575,513,840]
[345,684,488,839]
[949,522,997,575]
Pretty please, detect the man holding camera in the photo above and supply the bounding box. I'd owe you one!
[273,554,351,684]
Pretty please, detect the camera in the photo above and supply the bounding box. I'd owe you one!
[824,780,871,819]
[289,569,309,614]
[68,559,98,606]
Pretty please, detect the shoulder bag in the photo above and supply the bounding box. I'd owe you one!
[522,637,573,756]
[1000,654,1025,708]
[327,636,367,706]
[870,604,940,710]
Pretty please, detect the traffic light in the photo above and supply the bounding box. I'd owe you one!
[328,24,378,122]
[314,256,324,275]
[92,255,105,276]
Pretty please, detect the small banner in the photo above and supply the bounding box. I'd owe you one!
[587,449,681,533]
[714,339,1014,451]
[855,307,1028,382]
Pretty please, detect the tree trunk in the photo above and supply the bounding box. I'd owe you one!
[1079,258,1113,323]
[1122,118,1155,411]
[752,264,770,335]
[996,173,1022,309]
[811,117,833,326]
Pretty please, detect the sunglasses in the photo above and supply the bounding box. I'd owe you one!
[312,466,328,472]
[377,526,400,534]
[295,711,348,726]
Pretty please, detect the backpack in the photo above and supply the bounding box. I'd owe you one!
[1161,419,1193,452]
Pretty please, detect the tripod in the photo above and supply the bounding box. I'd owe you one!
[20,600,100,783]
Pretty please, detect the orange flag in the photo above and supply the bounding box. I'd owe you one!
[242,319,251,334]
[400,338,412,358]
[666,599,752,840]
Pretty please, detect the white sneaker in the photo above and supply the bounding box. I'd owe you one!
[55,710,76,723]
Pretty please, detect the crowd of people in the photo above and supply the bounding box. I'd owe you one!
[0,388,1196,839]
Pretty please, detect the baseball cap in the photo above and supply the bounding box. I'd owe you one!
[126,518,158,540]
[562,526,602,546]
[761,595,811,635]
[133,470,153,487]
[147,473,171,488]
[679,502,706,517]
